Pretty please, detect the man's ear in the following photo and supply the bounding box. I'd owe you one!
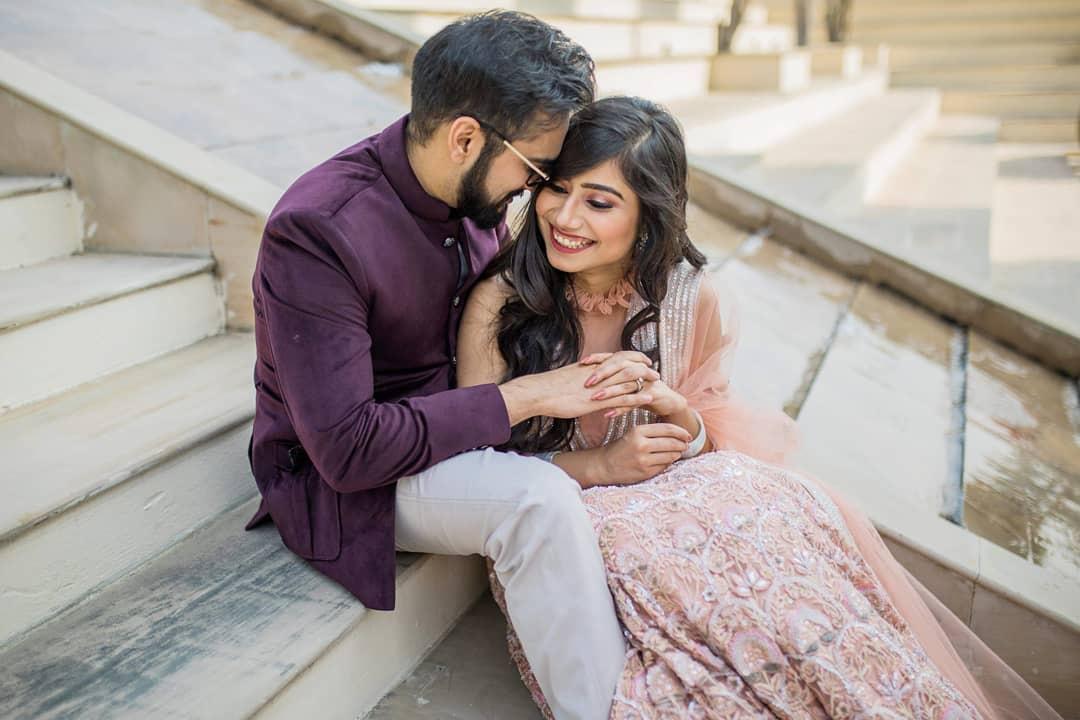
[446,116,483,165]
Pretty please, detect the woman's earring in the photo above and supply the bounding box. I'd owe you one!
[636,230,650,254]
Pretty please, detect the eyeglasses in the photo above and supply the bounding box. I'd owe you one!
[472,117,551,189]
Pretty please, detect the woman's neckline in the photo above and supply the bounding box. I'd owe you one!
[566,276,635,315]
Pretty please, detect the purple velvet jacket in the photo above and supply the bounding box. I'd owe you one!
[245,115,512,610]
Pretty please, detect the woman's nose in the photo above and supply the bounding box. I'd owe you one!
[554,196,583,230]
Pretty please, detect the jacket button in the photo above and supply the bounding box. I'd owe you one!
[451,355,458,366]
[452,296,461,307]
[443,237,456,248]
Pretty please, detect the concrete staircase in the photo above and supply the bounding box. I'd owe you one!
[762,0,1080,142]
[0,171,490,717]
[0,174,246,644]
[738,0,1076,143]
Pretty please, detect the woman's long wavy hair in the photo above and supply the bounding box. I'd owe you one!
[484,96,708,453]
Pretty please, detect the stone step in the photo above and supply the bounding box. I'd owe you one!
[0,333,255,645]
[0,252,224,413]
[0,175,83,271]
[694,90,940,213]
[670,69,888,155]
[794,283,1080,712]
[717,235,857,416]
[852,0,1080,23]
[851,16,1080,44]
[595,55,713,101]
[366,593,540,719]
[376,11,718,62]
[962,332,1080,582]
[884,42,1080,71]
[0,174,66,199]
[332,0,728,22]
[998,116,1079,143]
[0,498,488,720]
[892,63,1080,91]
[986,141,1080,334]
[836,114,1000,293]
[942,89,1080,117]
[687,111,1079,374]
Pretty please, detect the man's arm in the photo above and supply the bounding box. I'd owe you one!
[259,209,511,494]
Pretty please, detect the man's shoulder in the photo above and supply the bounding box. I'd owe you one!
[269,140,388,227]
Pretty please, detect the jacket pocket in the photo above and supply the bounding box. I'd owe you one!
[268,464,342,562]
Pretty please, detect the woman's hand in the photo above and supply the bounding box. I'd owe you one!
[501,359,659,424]
[593,378,687,419]
[597,423,692,485]
[582,352,688,419]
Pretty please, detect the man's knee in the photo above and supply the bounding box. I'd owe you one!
[516,459,589,529]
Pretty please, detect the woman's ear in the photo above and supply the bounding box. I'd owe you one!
[446,116,483,165]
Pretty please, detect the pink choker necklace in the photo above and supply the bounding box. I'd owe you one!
[566,277,635,315]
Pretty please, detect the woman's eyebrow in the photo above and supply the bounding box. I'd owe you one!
[580,183,624,200]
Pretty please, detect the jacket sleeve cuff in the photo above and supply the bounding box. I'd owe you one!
[414,383,512,456]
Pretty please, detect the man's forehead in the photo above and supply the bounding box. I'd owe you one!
[516,121,568,159]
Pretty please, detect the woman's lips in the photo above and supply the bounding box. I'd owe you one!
[550,227,596,254]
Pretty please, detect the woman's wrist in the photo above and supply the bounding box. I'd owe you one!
[553,446,606,489]
[660,401,696,435]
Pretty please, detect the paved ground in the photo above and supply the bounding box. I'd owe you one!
[367,593,542,720]
[0,0,410,188]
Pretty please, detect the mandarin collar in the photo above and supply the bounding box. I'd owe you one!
[380,115,458,227]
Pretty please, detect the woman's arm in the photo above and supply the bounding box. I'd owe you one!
[458,277,652,488]
[457,275,511,388]
[457,276,682,490]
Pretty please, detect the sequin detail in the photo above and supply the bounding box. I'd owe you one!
[570,261,701,453]
[488,262,983,720]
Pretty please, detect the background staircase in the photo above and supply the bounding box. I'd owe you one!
[760,0,1080,142]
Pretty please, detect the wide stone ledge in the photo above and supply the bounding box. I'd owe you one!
[687,163,1080,376]
[0,50,278,330]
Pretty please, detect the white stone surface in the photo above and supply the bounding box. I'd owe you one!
[710,50,811,94]
[0,333,254,542]
[0,183,83,271]
[675,70,888,155]
[0,50,279,219]
[0,423,255,645]
[382,11,718,62]
[712,89,940,212]
[0,175,66,199]
[596,56,712,101]
[0,272,224,413]
[0,252,214,330]
[0,498,487,720]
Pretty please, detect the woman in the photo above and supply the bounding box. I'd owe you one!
[458,97,1060,720]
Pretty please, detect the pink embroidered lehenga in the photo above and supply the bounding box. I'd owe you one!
[490,262,1062,720]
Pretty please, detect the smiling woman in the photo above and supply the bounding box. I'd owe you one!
[481,96,708,455]
[461,95,1063,720]
[539,161,639,273]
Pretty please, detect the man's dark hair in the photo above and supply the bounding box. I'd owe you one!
[408,11,595,144]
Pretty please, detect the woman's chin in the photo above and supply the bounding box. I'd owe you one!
[545,245,589,274]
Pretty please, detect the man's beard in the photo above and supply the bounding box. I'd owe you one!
[456,144,518,229]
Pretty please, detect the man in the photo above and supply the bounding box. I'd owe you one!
[245,12,658,719]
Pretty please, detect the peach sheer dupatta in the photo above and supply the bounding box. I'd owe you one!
[677,273,1062,720]
[672,274,799,465]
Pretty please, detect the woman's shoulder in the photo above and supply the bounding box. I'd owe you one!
[466,273,516,314]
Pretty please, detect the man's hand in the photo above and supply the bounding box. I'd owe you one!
[499,354,659,426]
[596,424,691,485]
[580,352,688,419]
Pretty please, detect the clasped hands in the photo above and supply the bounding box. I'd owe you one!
[535,350,694,484]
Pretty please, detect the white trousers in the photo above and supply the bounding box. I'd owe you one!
[395,448,626,720]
